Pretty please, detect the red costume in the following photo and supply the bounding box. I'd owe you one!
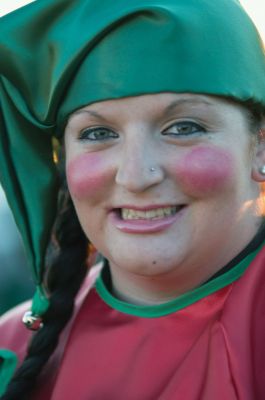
[1,244,264,399]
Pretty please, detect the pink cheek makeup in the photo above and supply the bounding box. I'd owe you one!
[66,153,112,199]
[174,146,234,196]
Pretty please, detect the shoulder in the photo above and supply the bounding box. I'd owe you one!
[0,300,33,364]
[221,243,265,350]
[226,243,265,309]
[237,243,265,294]
[75,262,102,307]
[0,299,32,336]
[0,262,102,364]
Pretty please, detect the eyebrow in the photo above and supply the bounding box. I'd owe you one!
[163,97,215,118]
[70,97,215,121]
[70,109,108,122]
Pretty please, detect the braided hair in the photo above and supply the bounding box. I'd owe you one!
[1,187,89,400]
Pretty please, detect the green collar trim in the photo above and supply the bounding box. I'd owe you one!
[0,349,18,396]
[95,244,263,318]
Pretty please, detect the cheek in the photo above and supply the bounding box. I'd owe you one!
[174,146,234,196]
[66,153,112,199]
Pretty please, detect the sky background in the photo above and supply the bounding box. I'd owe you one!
[1,0,265,41]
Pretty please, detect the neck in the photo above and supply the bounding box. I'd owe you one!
[110,270,198,305]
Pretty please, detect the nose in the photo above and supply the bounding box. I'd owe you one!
[115,138,164,192]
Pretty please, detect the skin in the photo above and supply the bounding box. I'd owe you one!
[64,93,265,305]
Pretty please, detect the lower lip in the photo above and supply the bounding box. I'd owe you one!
[109,207,186,234]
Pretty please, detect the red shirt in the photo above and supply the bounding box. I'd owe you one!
[0,246,264,399]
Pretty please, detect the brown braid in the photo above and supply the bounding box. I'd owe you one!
[1,190,88,400]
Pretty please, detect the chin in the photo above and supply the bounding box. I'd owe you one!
[107,249,185,277]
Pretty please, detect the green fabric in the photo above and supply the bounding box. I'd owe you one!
[31,285,50,316]
[96,242,264,318]
[0,0,265,316]
[0,350,18,396]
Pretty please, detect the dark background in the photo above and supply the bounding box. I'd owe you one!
[0,186,34,316]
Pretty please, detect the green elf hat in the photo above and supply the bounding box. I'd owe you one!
[1,0,265,318]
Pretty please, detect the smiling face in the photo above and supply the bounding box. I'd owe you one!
[64,93,264,301]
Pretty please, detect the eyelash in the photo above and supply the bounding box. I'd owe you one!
[79,126,119,141]
[162,121,206,137]
[78,121,206,141]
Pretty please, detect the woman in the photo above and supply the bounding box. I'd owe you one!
[0,0,265,399]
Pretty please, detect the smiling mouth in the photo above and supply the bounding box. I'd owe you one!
[118,206,184,220]
[111,205,186,233]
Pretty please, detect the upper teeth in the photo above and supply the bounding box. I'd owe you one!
[121,206,177,220]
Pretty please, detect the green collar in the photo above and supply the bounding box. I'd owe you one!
[95,242,264,318]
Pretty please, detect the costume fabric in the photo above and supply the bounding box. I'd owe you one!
[0,0,265,396]
[0,245,265,399]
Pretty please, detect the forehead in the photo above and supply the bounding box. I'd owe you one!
[68,93,245,120]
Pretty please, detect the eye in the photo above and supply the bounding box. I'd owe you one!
[162,121,206,137]
[79,126,119,141]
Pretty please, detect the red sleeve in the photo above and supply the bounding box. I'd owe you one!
[0,301,33,365]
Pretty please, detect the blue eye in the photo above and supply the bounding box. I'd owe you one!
[162,121,206,137]
[79,127,119,141]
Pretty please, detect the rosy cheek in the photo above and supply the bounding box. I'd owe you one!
[66,153,111,199]
[174,146,234,196]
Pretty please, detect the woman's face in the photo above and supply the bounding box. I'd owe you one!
[64,93,263,295]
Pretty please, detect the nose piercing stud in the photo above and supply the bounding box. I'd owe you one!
[149,167,156,172]
[258,166,265,175]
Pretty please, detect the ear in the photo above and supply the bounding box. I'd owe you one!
[252,126,265,182]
